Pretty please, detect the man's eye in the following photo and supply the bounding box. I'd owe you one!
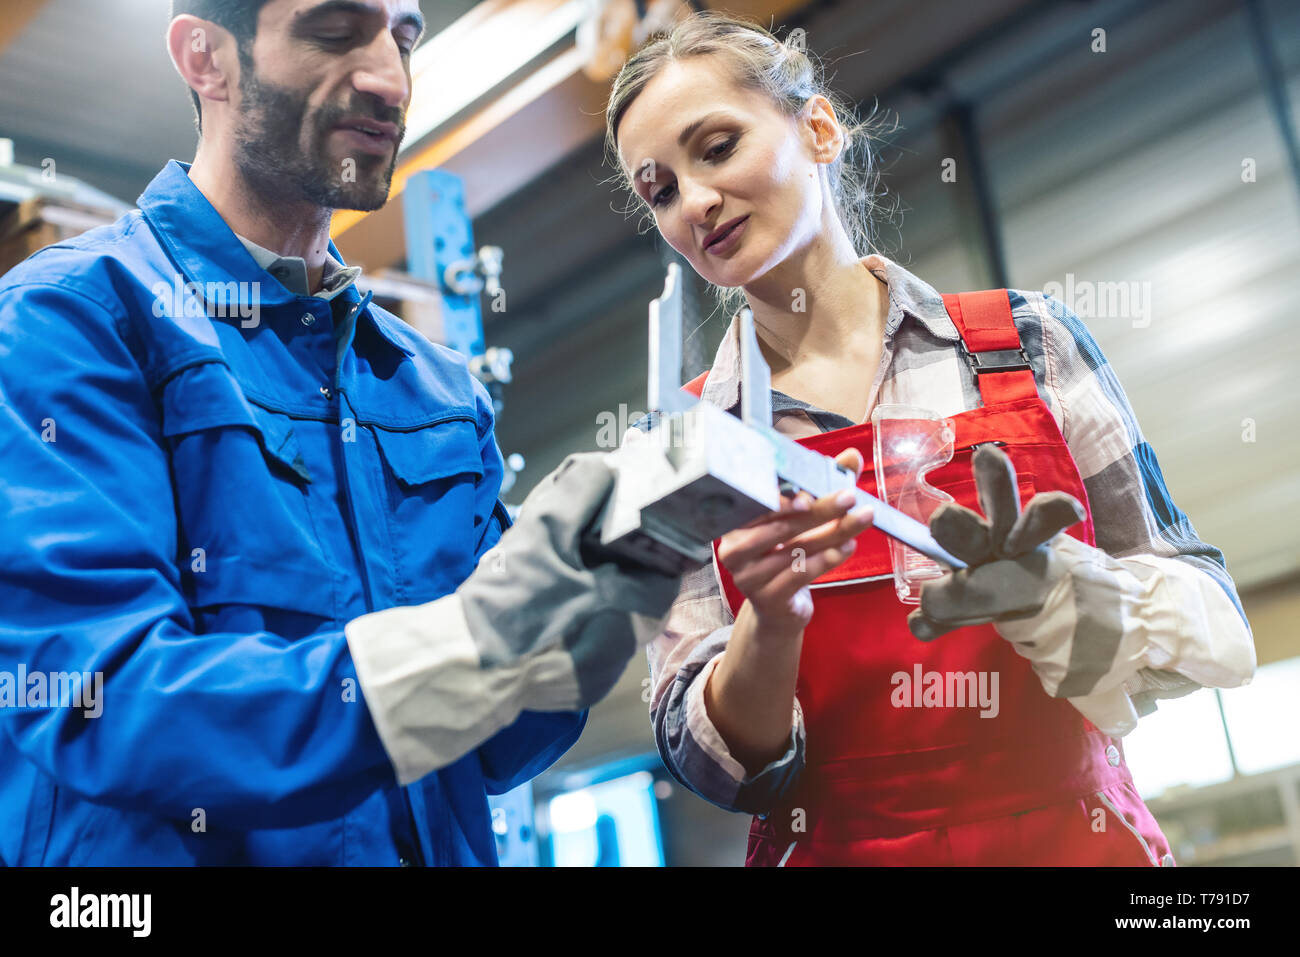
[316,34,353,45]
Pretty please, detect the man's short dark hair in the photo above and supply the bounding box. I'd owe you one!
[171,0,270,132]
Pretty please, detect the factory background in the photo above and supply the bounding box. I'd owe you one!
[0,0,1297,865]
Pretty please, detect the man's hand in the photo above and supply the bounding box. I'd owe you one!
[457,452,683,709]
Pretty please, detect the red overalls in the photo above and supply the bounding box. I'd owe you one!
[686,290,1174,866]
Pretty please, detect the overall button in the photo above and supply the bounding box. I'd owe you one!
[1105,744,1121,767]
[319,385,332,400]
[301,313,316,326]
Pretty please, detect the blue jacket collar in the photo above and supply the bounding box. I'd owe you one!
[138,160,413,357]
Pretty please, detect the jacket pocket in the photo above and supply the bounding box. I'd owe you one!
[160,364,311,483]
[370,417,484,487]
[370,417,486,600]
[158,362,332,618]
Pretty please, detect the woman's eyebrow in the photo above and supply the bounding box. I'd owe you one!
[625,111,735,187]
[676,111,732,146]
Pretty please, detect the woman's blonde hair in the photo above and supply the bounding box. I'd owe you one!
[604,10,897,313]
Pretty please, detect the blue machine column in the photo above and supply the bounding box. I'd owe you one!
[402,168,486,358]
[402,167,538,866]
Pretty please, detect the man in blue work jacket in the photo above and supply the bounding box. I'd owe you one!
[0,0,685,865]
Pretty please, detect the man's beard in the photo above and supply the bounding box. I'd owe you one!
[232,67,404,213]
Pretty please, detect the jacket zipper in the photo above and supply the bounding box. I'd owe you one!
[335,378,428,868]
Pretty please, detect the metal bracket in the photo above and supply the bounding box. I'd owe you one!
[648,263,692,415]
[961,341,1031,374]
[738,307,773,428]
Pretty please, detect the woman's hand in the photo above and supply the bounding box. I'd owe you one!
[716,448,873,638]
[704,447,873,774]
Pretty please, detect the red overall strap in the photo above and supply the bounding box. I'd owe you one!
[691,294,1034,407]
[941,290,1038,406]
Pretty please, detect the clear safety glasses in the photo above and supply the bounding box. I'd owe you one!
[871,404,956,604]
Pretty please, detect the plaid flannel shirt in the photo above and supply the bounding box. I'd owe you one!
[641,254,1253,816]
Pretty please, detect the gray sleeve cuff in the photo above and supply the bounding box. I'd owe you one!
[1125,667,1203,717]
[345,592,582,786]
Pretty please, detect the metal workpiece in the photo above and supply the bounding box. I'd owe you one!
[592,266,968,577]
[647,263,692,416]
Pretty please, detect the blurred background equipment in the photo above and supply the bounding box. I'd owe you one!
[359,165,530,498]
[0,137,128,274]
[0,0,1297,865]
[537,759,667,867]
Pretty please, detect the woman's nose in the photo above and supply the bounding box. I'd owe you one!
[677,178,720,227]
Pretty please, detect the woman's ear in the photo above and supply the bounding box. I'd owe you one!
[801,94,845,165]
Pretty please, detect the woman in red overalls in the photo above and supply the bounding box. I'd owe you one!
[606,12,1255,865]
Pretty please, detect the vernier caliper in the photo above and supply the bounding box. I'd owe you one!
[592,264,967,577]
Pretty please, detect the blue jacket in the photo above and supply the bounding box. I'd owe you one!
[0,160,585,865]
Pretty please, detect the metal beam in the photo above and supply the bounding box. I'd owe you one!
[942,100,1009,288]
[1242,0,1300,212]
[333,46,601,270]
[331,0,809,270]
[0,0,47,56]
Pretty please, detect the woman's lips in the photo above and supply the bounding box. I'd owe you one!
[704,215,749,256]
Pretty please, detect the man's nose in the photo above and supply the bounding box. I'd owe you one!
[351,36,411,110]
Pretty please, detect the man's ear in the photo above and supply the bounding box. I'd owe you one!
[801,94,845,165]
[167,14,238,114]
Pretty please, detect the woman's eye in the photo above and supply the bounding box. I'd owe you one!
[706,136,738,160]
[650,183,676,208]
